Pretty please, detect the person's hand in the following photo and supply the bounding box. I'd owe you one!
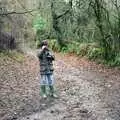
[42,46,47,50]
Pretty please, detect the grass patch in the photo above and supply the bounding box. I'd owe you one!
[0,50,25,63]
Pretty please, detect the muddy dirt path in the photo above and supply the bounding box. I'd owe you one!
[0,51,120,120]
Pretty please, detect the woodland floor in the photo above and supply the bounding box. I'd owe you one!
[0,50,120,120]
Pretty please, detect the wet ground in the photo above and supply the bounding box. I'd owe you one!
[0,51,120,120]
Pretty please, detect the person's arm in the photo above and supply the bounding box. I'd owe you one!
[37,49,44,59]
[50,51,55,61]
[37,46,47,59]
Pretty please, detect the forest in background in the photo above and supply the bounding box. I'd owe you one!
[0,0,120,66]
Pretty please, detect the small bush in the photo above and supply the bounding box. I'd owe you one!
[0,50,24,62]
[36,40,41,48]
[66,43,75,53]
[78,43,90,56]
[48,39,61,52]
[108,54,120,66]
[9,51,24,62]
[67,41,80,54]
[87,47,104,60]
[114,54,120,66]
[61,46,68,53]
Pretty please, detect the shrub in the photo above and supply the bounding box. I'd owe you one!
[0,50,24,62]
[87,47,104,60]
[108,54,120,66]
[48,39,120,66]
[67,42,79,54]
[78,43,90,56]
[48,39,61,52]
[36,40,41,48]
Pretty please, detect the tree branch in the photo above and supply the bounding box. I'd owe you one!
[56,9,70,19]
[0,9,38,16]
[16,0,34,16]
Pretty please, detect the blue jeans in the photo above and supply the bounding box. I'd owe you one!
[40,74,54,85]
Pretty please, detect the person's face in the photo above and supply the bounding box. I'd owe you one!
[44,42,48,48]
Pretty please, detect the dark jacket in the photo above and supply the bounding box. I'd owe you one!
[37,48,55,75]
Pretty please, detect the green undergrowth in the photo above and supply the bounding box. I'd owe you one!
[0,50,25,63]
[48,39,120,67]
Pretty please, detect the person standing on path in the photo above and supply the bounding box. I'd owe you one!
[37,40,57,98]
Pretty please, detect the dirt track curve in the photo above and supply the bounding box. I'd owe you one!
[0,50,120,120]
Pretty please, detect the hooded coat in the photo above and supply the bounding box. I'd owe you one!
[37,48,55,75]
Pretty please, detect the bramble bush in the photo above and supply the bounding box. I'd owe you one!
[48,39,120,66]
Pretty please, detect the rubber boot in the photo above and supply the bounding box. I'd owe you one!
[41,85,47,98]
[49,86,57,98]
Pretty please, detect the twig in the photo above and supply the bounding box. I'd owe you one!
[0,9,38,16]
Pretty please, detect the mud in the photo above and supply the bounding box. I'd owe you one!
[0,52,120,120]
